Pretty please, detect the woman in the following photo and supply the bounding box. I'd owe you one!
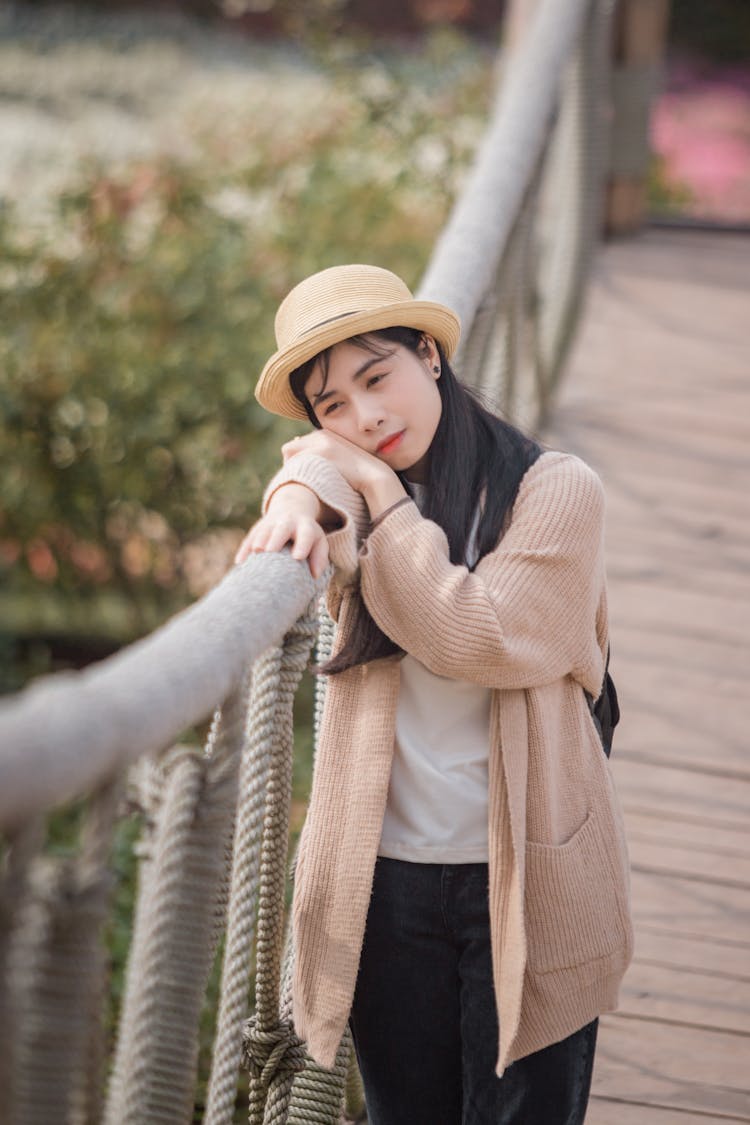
[236,264,633,1124]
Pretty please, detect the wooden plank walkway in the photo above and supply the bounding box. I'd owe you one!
[545,226,750,1124]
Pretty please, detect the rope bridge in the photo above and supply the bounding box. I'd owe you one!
[0,1,618,1120]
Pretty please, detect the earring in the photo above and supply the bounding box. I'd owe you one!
[433,365,439,374]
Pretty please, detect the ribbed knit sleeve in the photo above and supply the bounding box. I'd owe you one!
[262,452,370,602]
[359,452,606,694]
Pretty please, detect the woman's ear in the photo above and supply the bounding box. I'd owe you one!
[419,333,441,378]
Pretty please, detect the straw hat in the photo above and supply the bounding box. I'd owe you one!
[254,264,461,420]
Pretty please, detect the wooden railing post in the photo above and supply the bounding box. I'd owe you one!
[605,0,672,234]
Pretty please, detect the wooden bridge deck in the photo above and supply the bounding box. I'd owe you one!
[545,226,750,1124]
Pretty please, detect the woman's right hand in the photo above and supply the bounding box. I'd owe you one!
[233,484,330,579]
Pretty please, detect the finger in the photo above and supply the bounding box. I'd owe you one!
[308,533,330,580]
[245,524,273,554]
[263,519,296,554]
[290,520,316,563]
[234,535,252,564]
[234,523,267,563]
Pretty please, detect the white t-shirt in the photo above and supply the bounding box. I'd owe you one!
[378,484,491,863]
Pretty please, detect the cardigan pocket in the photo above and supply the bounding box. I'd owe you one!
[524,809,626,975]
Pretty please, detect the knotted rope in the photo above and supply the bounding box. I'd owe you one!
[243,606,319,1125]
[204,600,319,1124]
[281,602,359,1125]
[283,1026,351,1125]
[242,1016,306,1096]
[203,671,268,1124]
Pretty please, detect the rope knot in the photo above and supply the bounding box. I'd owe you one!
[241,1015,305,1088]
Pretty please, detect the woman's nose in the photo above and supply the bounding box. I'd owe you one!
[354,400,386,432]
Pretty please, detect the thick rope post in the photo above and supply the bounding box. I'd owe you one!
[278,601,354,1125]
[313,601,335,739]
[204,658,278,1122]
[241,606,318,1125]
[274,911,352,1125]
[284,1032,351,1125]
[104,682,250,1125]
[4,779,119,1125]
[0,816,45,1125]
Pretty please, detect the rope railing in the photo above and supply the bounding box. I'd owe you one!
[422,0,614,427]
[421,0,594,325]
[0,551,325,832]
[0,1,617,1120]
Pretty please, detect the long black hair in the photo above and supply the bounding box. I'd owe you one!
[289,327,543,674]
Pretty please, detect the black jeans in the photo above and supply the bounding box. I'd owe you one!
[350,856,598,1125]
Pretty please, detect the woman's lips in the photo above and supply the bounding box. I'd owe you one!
[376,430,405,455]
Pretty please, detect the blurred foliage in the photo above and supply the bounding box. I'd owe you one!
[54,0,507,39]
[646,153,694,214]
[0,29,491,668]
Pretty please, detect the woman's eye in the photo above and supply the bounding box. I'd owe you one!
[367,373,386,388]
[324,401,342,416]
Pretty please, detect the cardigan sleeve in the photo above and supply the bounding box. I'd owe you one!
[262,452,370,616]
[358,452,606,694]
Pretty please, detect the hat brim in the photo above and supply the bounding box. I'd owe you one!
[254,299,461,421]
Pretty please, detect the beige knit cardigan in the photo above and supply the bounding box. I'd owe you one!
[263,449,634,1078]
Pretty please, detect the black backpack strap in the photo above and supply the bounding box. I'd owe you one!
[586,644,620,758]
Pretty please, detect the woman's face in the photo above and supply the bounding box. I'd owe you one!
[303,335,442,483]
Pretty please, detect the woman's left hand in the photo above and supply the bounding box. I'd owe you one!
[282,430,396,494]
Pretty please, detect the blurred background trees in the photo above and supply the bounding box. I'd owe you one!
[0,16,492,688]
[1,0,749,690]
